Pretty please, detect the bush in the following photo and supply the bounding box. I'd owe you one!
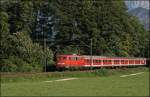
[0,59,17,72]
[94,68,109,76]
[0,56,42,72]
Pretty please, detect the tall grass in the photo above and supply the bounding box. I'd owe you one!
[1,67,148,83]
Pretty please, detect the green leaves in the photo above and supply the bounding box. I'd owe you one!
[0,0,55,72]
[0,31,54,72]
[53,0,148,57]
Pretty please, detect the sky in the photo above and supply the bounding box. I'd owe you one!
[125,0,149,10]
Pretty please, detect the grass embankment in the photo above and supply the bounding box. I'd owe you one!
[1,67,148,83]
[1,67,149,96]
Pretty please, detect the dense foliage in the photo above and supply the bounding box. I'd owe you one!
[0,0,149,72]
[0,0,54,72]
[53,0,149,57]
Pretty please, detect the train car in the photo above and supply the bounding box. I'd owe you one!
[56,54,84,68]
[56,54,147,68]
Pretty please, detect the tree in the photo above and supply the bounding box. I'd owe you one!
[0,32,54,72]
[0,0,54,72]
[53,0,148,57]
[0,11,10,58]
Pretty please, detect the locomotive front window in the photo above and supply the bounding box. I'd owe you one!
[70,57,78,60]
[75,57,78,60]
[76,57,80,60]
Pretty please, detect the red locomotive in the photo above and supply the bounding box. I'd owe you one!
[56,54,147,68]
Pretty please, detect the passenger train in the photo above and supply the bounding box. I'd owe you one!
[56,54,148,68]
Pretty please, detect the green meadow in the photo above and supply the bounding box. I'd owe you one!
[1,67,149,96]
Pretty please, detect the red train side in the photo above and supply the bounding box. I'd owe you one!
[56,54,147,68]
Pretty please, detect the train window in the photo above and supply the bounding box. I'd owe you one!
[121,60,125,63]
[94,60,98,63]
[93,60,96,63]
[86,59,91,63]
[70,57,80,60]
[87,59,90,63]
[108,60,111,62]
[114,60,118,63]
[95,60,97,63]
[63,57,66,60]
[76,57,80,60]
[135,60,138,63]
[73,57,77,60]
[114,60,117,63]
[103,60,110,63]
[138,60,140,63]
[103,60,107,62]
[77,57,80,60]
[70,57,76,60]
[73,57,75,60]
[96,60,99,63]
[86,59,88,62]
[75,57,77,60]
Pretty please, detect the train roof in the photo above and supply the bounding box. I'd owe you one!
[83,56,145,59]
[58,54,146,59]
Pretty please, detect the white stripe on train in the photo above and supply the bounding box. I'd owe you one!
[83,64,146,67]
